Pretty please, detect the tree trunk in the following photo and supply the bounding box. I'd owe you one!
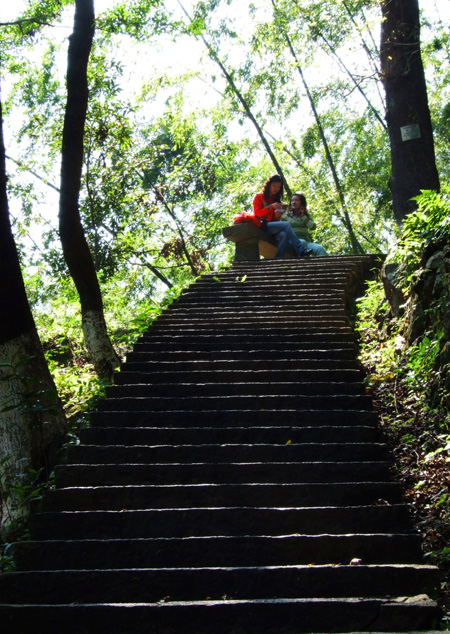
[380,0,440,226]
[59,0,120,379]
[0,89,67,528]
[272,0,364,254]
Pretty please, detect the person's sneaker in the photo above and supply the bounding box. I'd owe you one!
[296,249,313,258]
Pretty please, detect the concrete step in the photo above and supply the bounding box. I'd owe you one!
[127,348,357,361]
[173,295,348,308]
[64,442,388,464]
[122,344,361,362]
[1,254,442,634]
[0,564,439,604]
[28,505,414,540]
[170,295,345,307]
[88,409,380,428]
[201,268,360,279]
[113,368,364,385]
[95,394,374,412]
[132,339,357,352]
[54,460,394,487]
[153,313,349,326]
[105,381,365,398]
[14,533,424,571]
[143,326,356,337]
[158,306,348,317]
[79,424,381,446]
[153,311,349,323]
[119,359,363,373]
[138,332,358,345]
[0,596,441,634]
[189,281,350,292]
[41,481,402,512]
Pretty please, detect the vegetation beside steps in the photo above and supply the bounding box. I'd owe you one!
[356,189,450,626]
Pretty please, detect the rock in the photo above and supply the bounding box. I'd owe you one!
[381,262,406,317]
[407,301,425,344]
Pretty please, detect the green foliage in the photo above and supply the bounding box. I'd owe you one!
[0,0,72,47]
[0,458,50,529]
[392,187,450,274]
[96,0,177,40]
[356,188,450,613]
[0,354,62,570]
[0,456,55,573]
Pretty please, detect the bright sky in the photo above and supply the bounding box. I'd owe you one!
[2,0,449,23]
[1,0,448,204]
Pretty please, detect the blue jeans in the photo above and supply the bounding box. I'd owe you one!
[266,222,308,258]
[297,239,326,257]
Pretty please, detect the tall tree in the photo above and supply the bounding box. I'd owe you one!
[271,0,364,254]
[380,0,440,225]
[177,0,293,196]
[59,0,120,379]
[0,85,67,527]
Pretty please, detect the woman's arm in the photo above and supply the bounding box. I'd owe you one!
[253,193,275,221]
[306,215,317,230]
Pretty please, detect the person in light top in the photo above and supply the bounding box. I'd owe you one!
[285,192,326,257]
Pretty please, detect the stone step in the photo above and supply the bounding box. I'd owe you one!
[203,267,361,279]
[153,312,348,325]
[193,271,350,280]
[120,359,362,373]
[0,596,441,634]
[64,442,388,465]
[79,424,380,446]
[168,307,349,319]
[105,381,365,398]
[123,348,361,372]
[28,505,414,540]
[0,564,439,604]
[95,394,373,412]
[181,292,348,303]
[132,339,357,352]
[144,326,355,336]
[190,280,350,291]
[147,318,350,329]
[223,257,375,269]
[127,348,357,361]
[160,305,348,316]
[186,267,352,276]
[2,254,442,634]
[171,295,345,307]
[41,481,402,512]
[112,368,364,385]
[88,409,379,428]
[54,460,393,487]
[138,332,357,345]
[14,533,424,571]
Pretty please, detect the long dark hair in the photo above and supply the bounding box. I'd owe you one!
[261,174,283,202]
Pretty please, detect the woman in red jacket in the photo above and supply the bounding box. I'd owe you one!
[253,175,310,258]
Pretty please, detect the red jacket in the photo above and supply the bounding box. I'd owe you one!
[252,192,278,222]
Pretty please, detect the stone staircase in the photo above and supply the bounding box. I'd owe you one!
[0,256,442,633]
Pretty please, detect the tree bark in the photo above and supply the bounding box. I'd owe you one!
[0,87,67,528]
[59,0,120,379]
[380,0,440,226]
[272,0,364,254]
